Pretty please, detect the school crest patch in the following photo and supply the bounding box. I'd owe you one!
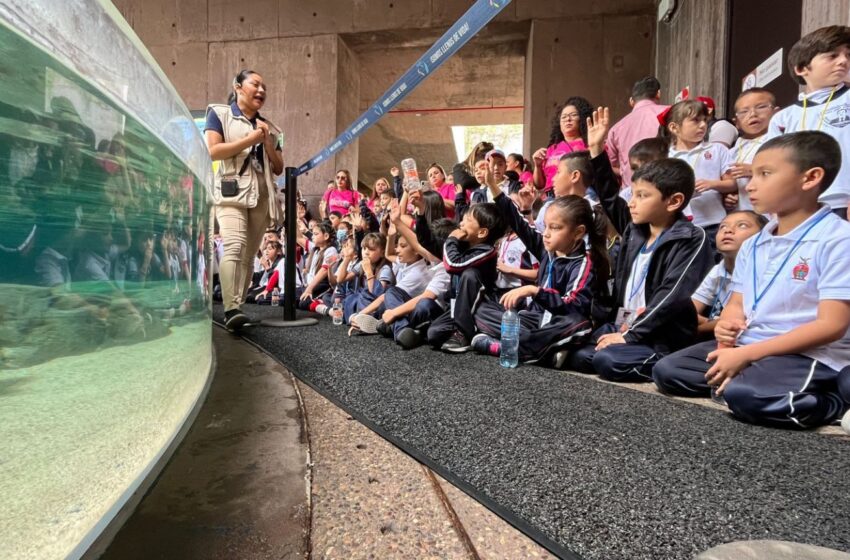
[824,105,850,129]
[792,257,810,281]
[704,151,713,160]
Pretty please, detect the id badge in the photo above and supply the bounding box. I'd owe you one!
[614,307,633,330]
[541,310,552,327]
[251,155,263,173]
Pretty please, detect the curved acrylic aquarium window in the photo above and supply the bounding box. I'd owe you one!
[0,2,214,558]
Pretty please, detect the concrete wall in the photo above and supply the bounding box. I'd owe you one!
[112,0,656,205]
[655,0,730,115]
[802,0,850,33]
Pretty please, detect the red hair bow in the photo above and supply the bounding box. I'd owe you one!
[657,106,672,127]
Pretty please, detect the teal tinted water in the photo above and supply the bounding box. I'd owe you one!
[0,21,212,559]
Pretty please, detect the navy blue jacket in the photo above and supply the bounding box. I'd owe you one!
[592,152,713,351]
[494,192,595,319]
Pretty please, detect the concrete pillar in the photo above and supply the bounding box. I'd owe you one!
[801,0,850,33]
[523,15,654,157]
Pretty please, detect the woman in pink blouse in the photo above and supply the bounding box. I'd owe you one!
[532,96,593,194]
[322,169,360,216]
[426,163,458,219]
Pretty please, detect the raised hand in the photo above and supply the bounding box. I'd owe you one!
[586,106,610,155]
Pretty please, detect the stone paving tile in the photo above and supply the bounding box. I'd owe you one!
[433,473,558,560]
[298,381,472,560]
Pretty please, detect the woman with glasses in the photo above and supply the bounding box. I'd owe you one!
[531,96,593,195]
[322,169,361,217]
[205,69,283,331]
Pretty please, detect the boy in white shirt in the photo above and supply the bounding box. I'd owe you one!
[729,88,779,211]
[653,131,850,429]
[766,25,850,218]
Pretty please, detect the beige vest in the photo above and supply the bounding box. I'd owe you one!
[208,104,282,225]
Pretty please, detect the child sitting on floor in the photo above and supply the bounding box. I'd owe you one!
[570,107,714,381]
[298,221,338,310]
[653,131,850,429]
[426,203,505,352]
[692,211,767,340]
[472,190,608,366]
[340,233,394,323]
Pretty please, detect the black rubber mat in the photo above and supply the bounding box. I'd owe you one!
[215,304,850,560]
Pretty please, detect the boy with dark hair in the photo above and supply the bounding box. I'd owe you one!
[618,137,668,202]
[570,107,713,381]
[767,25,850,218]
[654,131,850,429]
[535,151,597,232]
[427,203,506,352]
[729,88,779,211]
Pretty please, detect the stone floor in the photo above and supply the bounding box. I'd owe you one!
[101,326,555,559]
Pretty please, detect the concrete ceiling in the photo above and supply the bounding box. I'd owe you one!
[343,23,528,189]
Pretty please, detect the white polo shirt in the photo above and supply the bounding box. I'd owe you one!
[766,85,850,210]
[669,143,732,227]
[732,206,850,370]
[393,258,432,297]
[693,262,732,319]
[730,135,765,211]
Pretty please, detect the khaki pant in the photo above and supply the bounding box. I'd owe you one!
[215,178,270,312]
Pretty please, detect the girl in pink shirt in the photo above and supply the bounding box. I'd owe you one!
[532,96,593,193]
[367,176,391,212]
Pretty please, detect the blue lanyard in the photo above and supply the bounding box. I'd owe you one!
[750,211,828,314]
[546,257,554,289]
[708,268,729,319]
[628,230,667,301]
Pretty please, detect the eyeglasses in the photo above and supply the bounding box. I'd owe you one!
[734,103,774,118]
[718,221,755,233]
[335,175,348,180]
[560,113,581,121]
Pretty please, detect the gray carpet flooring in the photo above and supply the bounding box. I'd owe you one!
[214,303,850,560]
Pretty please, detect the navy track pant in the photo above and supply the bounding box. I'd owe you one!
[569,323,662,382]
[653,340,845,429]
[383,286,443,341]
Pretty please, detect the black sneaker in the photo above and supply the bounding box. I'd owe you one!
[471,333,500,356]
[440,331,471,353]
[224,309,249,332]
[397,327,424,350]
[376,320,392,338]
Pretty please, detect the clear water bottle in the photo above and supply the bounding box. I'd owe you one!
[400,158,420,192]
[271,287,280,306]
[500,307,520,368]
[332,295,344,326]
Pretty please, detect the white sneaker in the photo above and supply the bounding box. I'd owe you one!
[351,313,380,334]
[842,409,850,435]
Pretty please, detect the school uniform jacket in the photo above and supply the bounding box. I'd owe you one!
[494,192,595,319]
[592,152,713,351]
[442,237,498,294]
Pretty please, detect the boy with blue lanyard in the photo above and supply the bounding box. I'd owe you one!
[654,132,850,429]
[570,107,714,381]
[691,211,767,340]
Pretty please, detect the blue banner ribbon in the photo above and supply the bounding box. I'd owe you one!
[294,0,512,176]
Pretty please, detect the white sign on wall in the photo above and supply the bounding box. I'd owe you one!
[743,48,784,91]
[756,48,784,87]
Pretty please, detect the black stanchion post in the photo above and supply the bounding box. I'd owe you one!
[261,166,318,328]
[283,166,297,321]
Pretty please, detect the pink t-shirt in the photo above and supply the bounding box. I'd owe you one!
[605,99,669,187]
[323,188,360,215]
[436,182,457,219]
[543,138,587,190]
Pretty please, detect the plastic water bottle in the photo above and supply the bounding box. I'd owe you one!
[401,158,420,192]
[271,287,280,306]
[500,308,520,368]
[332,295,344,326]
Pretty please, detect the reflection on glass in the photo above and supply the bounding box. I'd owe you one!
[0,20,212,559]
